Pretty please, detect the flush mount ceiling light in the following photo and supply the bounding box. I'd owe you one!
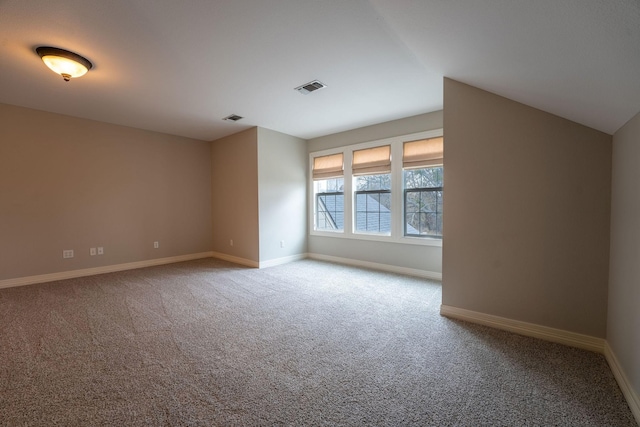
[36,46,93,82]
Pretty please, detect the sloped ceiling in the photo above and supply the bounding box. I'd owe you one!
[0,0,638,141]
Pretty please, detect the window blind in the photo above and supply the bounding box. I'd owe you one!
[352,145,391,176]
[312,153,344,180]
[403,137,443,168]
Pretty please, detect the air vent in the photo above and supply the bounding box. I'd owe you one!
[294,80,327,95]
[223,114,243,122]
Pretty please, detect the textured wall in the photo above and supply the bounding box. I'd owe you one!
[0,103,213,281]
[608,110,640,406]
[442,79,612,337]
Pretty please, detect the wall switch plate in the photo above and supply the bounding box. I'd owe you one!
[63,250,74,259]
[97,247,104,255]
[230,239,233,246]
[90,248,97,256]
[154,241,159,249]
[280,240,285,248]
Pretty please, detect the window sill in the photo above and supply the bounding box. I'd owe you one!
[310,230,442,247]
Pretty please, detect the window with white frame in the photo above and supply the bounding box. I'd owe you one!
[352,145,392,235]
[312,153,344,232]
[403,137,444,238]
[309,130,443,245]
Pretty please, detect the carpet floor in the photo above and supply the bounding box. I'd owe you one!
[0,258,636,426]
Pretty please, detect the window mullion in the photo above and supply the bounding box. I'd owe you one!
[391,141,403,238]
[343,149,353,236]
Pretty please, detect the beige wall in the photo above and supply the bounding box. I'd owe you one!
[0,103,213,281]
[257,127,307,262]
[307,111,443,275]
[211,128,259,262]
[442,79,612,337]
[608,110,640,403]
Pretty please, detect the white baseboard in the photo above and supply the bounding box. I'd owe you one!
[307,253,442,280]
[259,254,307,269]
[211,251,259,268]
[440,305,639,423]
[0,252,214,289]
[604,342,640,425]
[439,304,605,353]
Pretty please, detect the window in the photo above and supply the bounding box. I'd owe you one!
[309,130,443,246]
[312,153,344,232]
[315,178,344,231]
[404,167,443,237]
[352,145,391,235]
[403,137,444,238]
[354,174,391,234]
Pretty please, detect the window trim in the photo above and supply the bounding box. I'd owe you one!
[309,129,443,247]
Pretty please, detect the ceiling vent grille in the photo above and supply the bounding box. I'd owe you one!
[295,80,327,95]
[223,114,244,122]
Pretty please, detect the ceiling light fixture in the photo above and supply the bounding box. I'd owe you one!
[36,46,93,82]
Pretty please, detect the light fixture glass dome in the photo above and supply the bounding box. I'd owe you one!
[36,46,93,81]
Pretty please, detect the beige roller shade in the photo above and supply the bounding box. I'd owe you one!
[352,145,391,176]
[403,137,443,168]
[312,153,344,180]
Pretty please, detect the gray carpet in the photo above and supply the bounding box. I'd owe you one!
[0,258,635,426]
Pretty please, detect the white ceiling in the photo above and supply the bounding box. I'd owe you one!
[0,0,638,141]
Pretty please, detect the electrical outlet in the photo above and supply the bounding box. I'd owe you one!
[280,240,285,248]
[97,247,104,255]
[63,250,74,259]
[230,239,234,246]
[90,248,97,256]
[154,241,159,249]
